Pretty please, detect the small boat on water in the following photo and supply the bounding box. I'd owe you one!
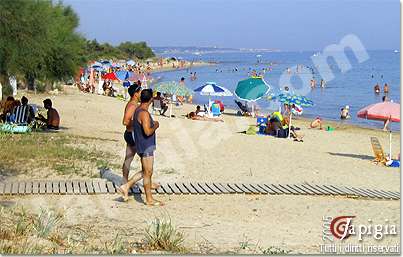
[393,49,399,53]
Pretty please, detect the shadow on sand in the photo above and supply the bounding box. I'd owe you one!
[327,152,373,161]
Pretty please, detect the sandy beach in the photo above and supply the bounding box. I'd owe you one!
[0,86,399,254]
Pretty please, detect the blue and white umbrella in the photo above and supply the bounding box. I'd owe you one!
[194,82,233,114]
[194,82,233,97]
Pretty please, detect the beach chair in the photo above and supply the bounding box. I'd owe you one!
[256,116,268,134]
[234,100,250,116]
[370,137,388,165]
[152,99,162,115]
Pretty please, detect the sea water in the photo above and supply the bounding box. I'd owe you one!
[152,49,400,131]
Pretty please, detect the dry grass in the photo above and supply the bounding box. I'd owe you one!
[0,133,117,179]
[0,206,189,254]
[143,216,186,253]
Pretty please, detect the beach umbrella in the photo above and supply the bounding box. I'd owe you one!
[235,77,270,116]
[235,77,270,102]
[127,60,136,66]
[277,93,314,138]
[357,101,400,159]
[194,82,233,112]
[115,70,130,81]
[102,72,118,80]
[154,81,192,96]
[153,81,192,117]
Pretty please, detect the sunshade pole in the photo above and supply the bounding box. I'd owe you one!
[389,130,392,159]
[288,112,292,139]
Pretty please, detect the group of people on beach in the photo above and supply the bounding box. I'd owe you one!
[118,83,163,206]
[0,96,60,130]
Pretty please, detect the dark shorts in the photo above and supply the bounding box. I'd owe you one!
[124,130,135,147]
[47,125,59,130]
[138,151,154,158]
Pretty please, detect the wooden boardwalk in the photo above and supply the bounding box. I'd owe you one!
[0,179,399,200]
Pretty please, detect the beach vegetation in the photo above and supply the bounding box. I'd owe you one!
[143,216,186,253]
[0,0,86,91]
[0,0,154,98]
[0,133,116,178]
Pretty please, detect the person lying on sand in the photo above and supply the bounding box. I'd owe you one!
[310,117,323,129]
[186,111,223,122]
[195,105,205,116]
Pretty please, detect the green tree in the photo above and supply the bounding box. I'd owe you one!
[0,0,86,92]
[118,41,155,59]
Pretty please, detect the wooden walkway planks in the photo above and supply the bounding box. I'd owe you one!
[106,181,116,193]
[0,179,398,201]
[183,182,198,194]
[99,180,108,194]
[59,181,67,194]
[25,181,32,194]
[65,181,73,194]
[32,181,39,194]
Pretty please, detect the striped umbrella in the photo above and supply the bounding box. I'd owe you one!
[194,82,232,112]
[277,93,314,138]
[277,93,314,107]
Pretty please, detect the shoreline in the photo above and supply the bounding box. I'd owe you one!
[151,61,214,73]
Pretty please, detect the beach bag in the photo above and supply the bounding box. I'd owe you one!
[246,125,257,135]
[277,128,288,138]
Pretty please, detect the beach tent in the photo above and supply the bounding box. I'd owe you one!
[194,82,232,114]
[357,101,400,159]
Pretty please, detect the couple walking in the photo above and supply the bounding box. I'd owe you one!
[118,84,163,206]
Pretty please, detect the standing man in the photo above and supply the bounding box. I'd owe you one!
[121,84,141,184]
[119,89,163,206]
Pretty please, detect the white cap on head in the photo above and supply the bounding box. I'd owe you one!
[345,105,350,109]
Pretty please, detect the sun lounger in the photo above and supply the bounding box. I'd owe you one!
[370,137,388,165]
[13,105,32,125]
[234,100,250,116]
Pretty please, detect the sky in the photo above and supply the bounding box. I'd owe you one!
[63,0,400,51]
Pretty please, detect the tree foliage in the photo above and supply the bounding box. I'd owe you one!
[0,0,87,89]
[84,40,155,61]
[0,0,155,93]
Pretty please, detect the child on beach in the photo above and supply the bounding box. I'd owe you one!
[310,117,323,130]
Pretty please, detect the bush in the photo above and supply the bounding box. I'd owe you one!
[143,217,185,253]
[1,83,13,99]
[35,81,47,93]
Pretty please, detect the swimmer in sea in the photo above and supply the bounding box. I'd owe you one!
[374,83,380,94]
[384,83,389,94]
